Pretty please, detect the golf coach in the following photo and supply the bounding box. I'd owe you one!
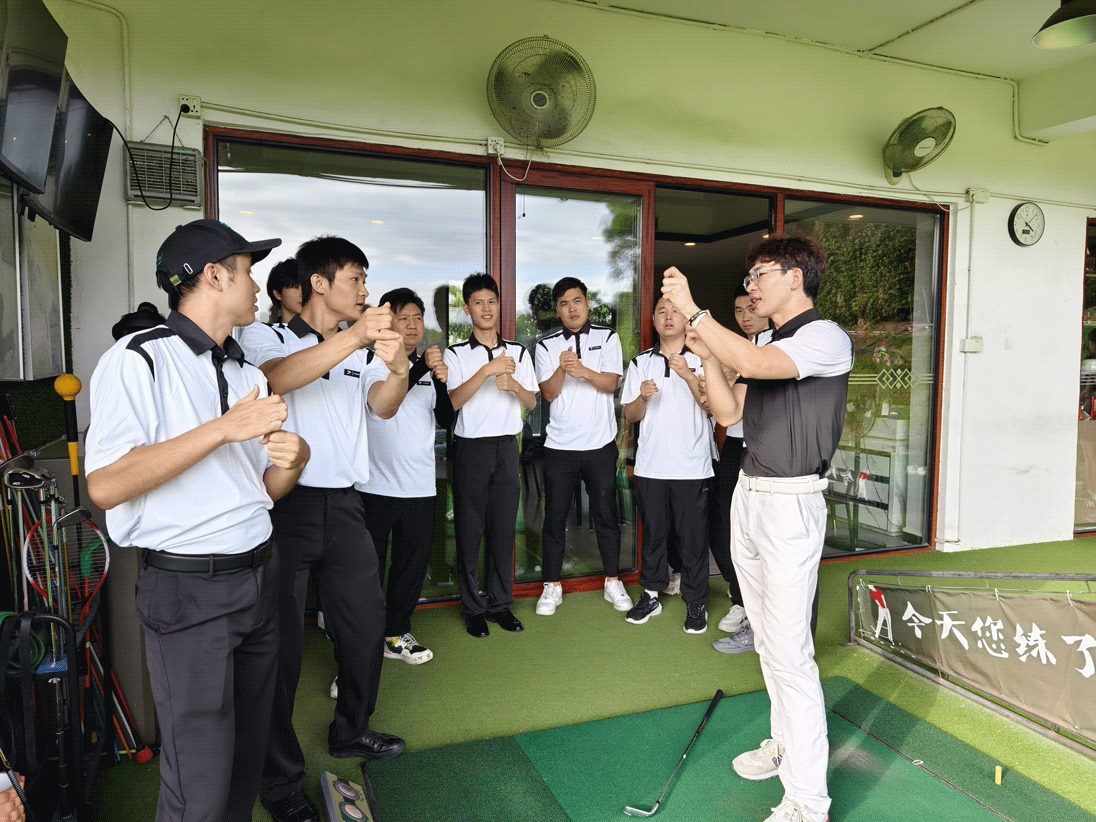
[661,234,852,822]
[85,219,310,822]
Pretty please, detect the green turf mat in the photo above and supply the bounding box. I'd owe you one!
[515,687,1017,822]
[823,677,1095,822]
[365,736,569,822]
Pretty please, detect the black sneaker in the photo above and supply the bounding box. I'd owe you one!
[262,789,320,822]
[625,592,662,624]
[683,604,708,634]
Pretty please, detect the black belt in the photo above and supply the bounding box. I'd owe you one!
[142,538,273,573]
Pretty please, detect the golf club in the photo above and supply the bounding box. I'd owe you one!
[623,688,724,817]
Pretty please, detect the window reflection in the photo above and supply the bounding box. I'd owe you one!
[513,187,642,582]
[217,138,487,599]
[785,200,940,554]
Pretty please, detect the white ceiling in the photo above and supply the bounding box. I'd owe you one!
[586,0,1096,80]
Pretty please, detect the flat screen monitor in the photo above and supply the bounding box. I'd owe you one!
[0,0,68,194]
[26,72,113,241]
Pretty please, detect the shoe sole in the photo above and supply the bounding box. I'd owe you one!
[625,603,662,624]
[383,648,433,664]
[683,623,708,634]
[713,641,755,655]
[535,602,559,615]
[732,763,779,781]
[329,741,406,761]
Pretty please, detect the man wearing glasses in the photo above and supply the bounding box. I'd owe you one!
[661,234,852,822]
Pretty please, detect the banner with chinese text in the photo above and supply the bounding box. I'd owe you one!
[856,584,1096,744]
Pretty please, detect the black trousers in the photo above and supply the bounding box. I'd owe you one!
[709,436,745,606]
[452,435,519,616]
[634,476,711,607]
[135,546,279,822]
[360,492,436,637]
[542,441,621,581]
[261,486,385,802]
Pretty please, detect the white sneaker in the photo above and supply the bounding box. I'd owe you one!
[536,582,563,615]
[763,797,829,822]
[718,604,748,633]
[664,572,681,596]
[329,677,338,699]
[604,578,632,611]
[732,738,783,780]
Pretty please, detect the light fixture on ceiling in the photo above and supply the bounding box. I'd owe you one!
[684,242,696,247]
[848,214,865,221]
[1033,0,1096,48]
[371,220,384,225]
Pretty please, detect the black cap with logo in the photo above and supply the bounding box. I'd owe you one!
[155,219,281,294]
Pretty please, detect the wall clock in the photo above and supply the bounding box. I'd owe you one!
[1008,202,1044,246]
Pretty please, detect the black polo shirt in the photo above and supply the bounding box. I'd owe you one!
[740,308,853,479]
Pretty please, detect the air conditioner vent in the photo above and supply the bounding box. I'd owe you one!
[124,141,203,208]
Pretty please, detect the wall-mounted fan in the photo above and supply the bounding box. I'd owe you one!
[486,36,596,149]
[883,107,956,185]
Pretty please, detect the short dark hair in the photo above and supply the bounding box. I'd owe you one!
[745,234,827,301]
[265,258,299,310]
[462,273,498,304]
[552,277,587,304]
[379,287,425,316]
[112,301,165,340]
[168,252,238,311]
[296,236,368,306]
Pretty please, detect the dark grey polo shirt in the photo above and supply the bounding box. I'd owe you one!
[740,308,853,479]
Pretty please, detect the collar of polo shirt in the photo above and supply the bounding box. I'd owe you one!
[561,320,591,340]
[288,314,324,342]
[468,335,504,353]
[770,307,820,342]
[166,311,245,363]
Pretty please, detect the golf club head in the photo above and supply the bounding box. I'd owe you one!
[4,468,47,490]
[55,507,91,530]
[0,453,32,475]
[623,805,657,817]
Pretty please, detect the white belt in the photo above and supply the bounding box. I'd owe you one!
[739,472,829,495]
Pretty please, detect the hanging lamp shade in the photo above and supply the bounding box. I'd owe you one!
[1033,0,1096,48]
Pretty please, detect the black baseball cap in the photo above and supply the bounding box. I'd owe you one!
[155,219,281,293]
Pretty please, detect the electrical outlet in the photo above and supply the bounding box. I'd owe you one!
[179,95,202,118]
[965,188,989,204]
[487,137,504,156]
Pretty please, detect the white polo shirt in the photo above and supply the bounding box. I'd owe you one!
[85,311,274,555]
[535,322,622,451]
[357,351,440,499]
[240,314,388,489]
[621,341,715,481]
[444,334,537,439]
[235,320,289,350]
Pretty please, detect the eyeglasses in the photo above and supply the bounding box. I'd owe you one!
[743,267,792,290]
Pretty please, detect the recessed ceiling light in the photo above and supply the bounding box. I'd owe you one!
[372,220,384,225]
[762,234,770,239]
[239,210,253,216]
[684,242,696,247]
[849,214,865,220]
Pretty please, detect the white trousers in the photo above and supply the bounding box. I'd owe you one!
[730,481,830,817]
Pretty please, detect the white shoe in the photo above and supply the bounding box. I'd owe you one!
[718,604,748,633]
[732,738,783,780]
[603,579,632,611]
[329,677,338,699]
[664,572,681,596]
[763,797,829,822]
[536,582,563,615]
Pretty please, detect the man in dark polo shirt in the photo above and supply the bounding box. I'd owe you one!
[662,234,852,822]
[85,219,310,822]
